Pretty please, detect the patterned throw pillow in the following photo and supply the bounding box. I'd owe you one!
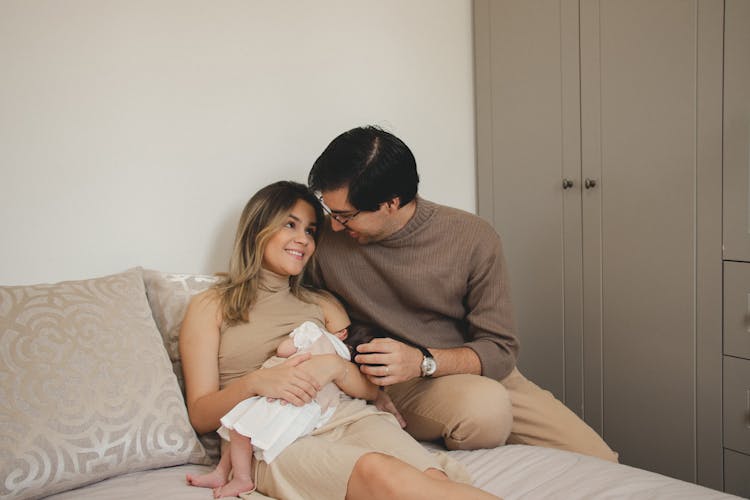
[0,269,206,498]
[141,269,221,463]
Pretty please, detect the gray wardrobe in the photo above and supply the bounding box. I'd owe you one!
[474,0,748,495]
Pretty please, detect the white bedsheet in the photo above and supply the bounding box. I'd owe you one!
[445,445,738,499]
[47,444,740,499]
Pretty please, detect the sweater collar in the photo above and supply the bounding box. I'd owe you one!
[258,268,291,292]
[380,196,437,245]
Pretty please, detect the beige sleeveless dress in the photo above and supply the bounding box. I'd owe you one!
[218,270,466,499]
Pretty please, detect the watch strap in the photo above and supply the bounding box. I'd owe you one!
[415,345,432,359]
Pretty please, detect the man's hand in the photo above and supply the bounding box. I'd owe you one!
[354,337,422,386]
[373,389,407,427]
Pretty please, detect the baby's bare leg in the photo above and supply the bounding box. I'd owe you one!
[213,430,255,498]
[186,444,230,489]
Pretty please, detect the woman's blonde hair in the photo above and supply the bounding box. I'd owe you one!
[216,181,324,325]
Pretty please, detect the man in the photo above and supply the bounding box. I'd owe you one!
[308,126,617,461]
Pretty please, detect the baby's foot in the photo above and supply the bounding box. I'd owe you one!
[213,477,255,498]
[186,469,228,489]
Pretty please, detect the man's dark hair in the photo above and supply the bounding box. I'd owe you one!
[308,126,420,211]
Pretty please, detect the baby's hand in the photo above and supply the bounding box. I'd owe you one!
[276,336,298,358]
[333,327,348,341]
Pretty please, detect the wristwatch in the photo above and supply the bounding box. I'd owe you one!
[417,345,437,377]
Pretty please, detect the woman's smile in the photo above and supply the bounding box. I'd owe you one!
[285,248,305,260]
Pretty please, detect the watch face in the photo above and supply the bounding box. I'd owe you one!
[422,356,437,377]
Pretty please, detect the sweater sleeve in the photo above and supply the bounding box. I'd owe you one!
[461,229,520,381]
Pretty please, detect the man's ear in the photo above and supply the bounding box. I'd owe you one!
[385,197,401,212]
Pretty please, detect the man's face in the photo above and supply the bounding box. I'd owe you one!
[320,187,394,244]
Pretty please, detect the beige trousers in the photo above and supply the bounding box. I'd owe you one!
[385,368,618,462]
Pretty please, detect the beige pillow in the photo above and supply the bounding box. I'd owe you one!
[0,269,206,499]
[142,269,221,462]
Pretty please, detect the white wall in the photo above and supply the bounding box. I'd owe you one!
[0,0,476,285]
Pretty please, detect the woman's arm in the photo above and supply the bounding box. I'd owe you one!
[335,359,380,401]
[333,355,406,427]
[315,290,351,333]
[311,292,379,400]
[310,290,407,425]
[302,353,379,401]
[179,290,320,434]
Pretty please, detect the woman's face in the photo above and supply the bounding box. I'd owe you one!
[261,199,318,277]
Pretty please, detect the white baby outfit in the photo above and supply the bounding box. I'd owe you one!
[217,321,350,463]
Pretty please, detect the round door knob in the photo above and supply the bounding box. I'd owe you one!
[562,178,574,189]
[585,178,598,189]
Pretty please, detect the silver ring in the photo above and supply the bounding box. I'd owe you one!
[385,365,390,375]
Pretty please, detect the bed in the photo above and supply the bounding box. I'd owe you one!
[45,444,738,499]
[1,269,740,500]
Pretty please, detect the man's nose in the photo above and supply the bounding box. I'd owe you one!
[330,218,346,232]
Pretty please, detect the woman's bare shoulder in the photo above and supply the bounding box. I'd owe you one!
[185,288,223,328]
[310,290,349,332]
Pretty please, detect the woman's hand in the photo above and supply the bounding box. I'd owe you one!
[296,353,347,387]
[249,353,321,406]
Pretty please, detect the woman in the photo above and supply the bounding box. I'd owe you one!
[180,181,499,499]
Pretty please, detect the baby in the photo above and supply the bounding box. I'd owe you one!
[187,307,351,498]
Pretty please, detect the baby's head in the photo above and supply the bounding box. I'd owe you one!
[344,323,390,362]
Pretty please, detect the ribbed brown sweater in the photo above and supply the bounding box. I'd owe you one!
[312,197,519,381]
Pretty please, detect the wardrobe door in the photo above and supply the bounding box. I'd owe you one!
[475,0,583,409]
[579,0,723,483]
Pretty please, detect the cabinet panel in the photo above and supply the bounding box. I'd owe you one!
[724,449,750,498]
[475,0,582,405]
[581,0,700,481]
[723,356,750,456]
[723,0,750,261]
[695,0,725,489]
[724,262,750,360]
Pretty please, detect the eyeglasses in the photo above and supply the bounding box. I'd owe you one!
[317,196,361,226]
